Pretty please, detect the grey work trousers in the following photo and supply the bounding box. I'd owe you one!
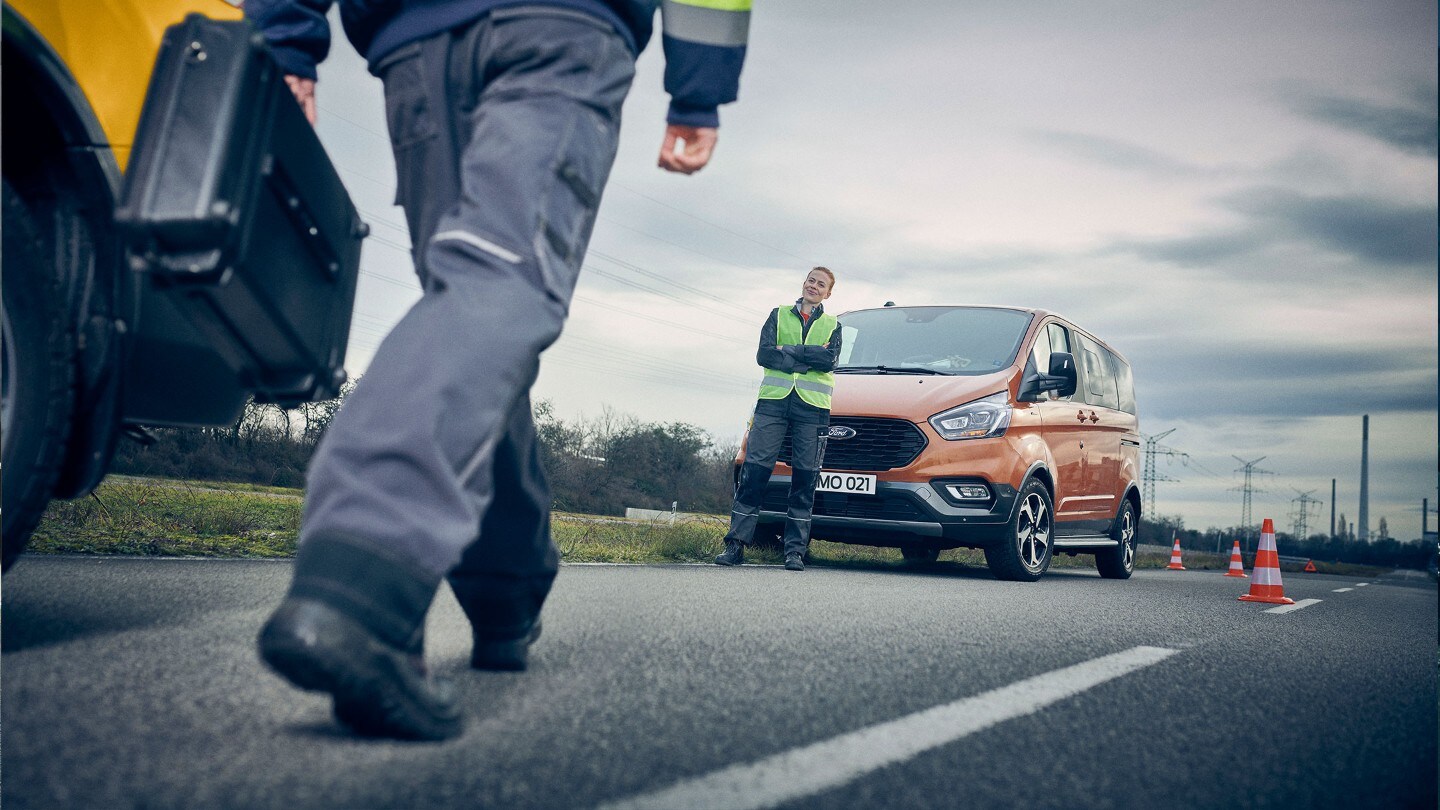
[724,394,830,558]
[299,8,635,630]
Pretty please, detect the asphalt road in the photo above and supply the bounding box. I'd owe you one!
[3,556,1435,809]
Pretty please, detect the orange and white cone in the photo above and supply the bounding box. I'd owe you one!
[1239,519,1294,605]
[1225,540,1248,578]
[1166,535,1186,570]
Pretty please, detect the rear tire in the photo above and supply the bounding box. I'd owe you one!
[2,180,75,571]
[985,479,1053,582]
[1095,499,1137,579]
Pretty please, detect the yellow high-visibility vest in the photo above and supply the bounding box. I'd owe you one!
[757,306,837,410]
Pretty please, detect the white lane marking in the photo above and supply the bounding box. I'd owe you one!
[1356,582,1370,587]
[1265,598,1323,614]
[1332,587,1354,593]
[595,646,1179,810]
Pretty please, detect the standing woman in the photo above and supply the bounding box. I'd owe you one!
[716,267,842,571]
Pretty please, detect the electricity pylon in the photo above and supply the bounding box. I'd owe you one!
[1141,428,1184,519]
[1290,488,1323,541]
[1231,455,1275,552]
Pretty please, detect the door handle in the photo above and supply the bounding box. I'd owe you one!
[1076,410,1087,422]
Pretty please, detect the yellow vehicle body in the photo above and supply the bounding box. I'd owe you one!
[7,0,241,172]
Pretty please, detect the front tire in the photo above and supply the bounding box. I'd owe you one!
[2,180,75,571]
[985,479,1053,582]
[1095,499,1137,579]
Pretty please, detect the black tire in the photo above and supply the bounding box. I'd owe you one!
[901,546,940,565]
[984,479,1053,582]
[1095,499,1137,579]
[2,180,75,571]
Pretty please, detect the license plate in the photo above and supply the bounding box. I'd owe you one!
[816,472,877,495]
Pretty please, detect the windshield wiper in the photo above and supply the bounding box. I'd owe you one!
[835,365,950,375]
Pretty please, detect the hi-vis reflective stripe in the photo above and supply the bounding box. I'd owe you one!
[432,229,522,264]
[667,0,752,12]
[761,374,793,389]
[794,379,833,395]
[662,0,750,46]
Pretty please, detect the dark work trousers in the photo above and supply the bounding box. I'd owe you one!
[298,8,635,638]
[724,393,830,558]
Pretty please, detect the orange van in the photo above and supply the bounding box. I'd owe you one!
[743,304,1142,582]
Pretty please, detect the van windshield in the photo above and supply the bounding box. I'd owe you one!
[835,307,1033,376]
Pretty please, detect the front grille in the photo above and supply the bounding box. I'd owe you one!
[779,416,927,471]
[761,490,928,521]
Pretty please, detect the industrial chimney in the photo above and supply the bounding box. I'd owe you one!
[1358,414,1369,542]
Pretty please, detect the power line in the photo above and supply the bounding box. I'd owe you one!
[588,249,755,318]
[571,295,751,346]
[609,181,815,265]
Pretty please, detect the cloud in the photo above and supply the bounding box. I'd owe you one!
[1027,130,1212,176]
[1101,230,1267,268]
[1132,342,1438,421]
[1097,188,1438,274]
[1294,92,1438,157]
[1223,188,1439,267]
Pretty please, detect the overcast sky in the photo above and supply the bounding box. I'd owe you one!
[309,0,1437,540]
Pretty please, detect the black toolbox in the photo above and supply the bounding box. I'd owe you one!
[116,14,366,420]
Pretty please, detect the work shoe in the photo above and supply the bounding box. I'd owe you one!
[259,597,463,741]
[714,540,745,566]
[471,618,542,671]
[785,552,805,571]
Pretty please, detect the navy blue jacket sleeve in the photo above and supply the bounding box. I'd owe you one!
[800,325,842,372]
[246,0,333,80]
[659,0,749,127]
[756,309,806,373]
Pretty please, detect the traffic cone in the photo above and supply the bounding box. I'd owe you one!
[1303,559,1318,573]
[1239,519,1294,605]
[1224,540,1248,578]
[1166,535,1186,570]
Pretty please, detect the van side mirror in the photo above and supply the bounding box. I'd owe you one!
[1018,351,1079,401]
[1047,352,1078,397]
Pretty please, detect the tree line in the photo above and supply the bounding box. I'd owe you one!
[111,388,738,517]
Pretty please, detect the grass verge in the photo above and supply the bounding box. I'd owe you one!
[29,477,1389,577]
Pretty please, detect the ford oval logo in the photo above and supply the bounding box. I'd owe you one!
[827,426,857,440]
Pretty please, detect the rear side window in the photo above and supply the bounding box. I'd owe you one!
[1075,333,1119,410]
[1106,347,1136,414]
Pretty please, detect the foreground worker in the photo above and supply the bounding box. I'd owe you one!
[716,267,841,572]
[248,0,751,741]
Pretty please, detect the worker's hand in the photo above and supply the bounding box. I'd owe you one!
[284,75,318,125]
[658,125,717,174]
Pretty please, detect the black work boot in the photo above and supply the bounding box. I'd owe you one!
[714,540,745,566]
[785,552,805,571]
[258,538,462,741]
[471,618,542,671]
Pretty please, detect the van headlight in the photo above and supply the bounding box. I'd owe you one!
[928,392,1012,440]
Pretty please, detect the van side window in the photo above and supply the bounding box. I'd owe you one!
[1075,333,1119,410]
[1106,347,1136,414]
[1028,325,1052,376]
